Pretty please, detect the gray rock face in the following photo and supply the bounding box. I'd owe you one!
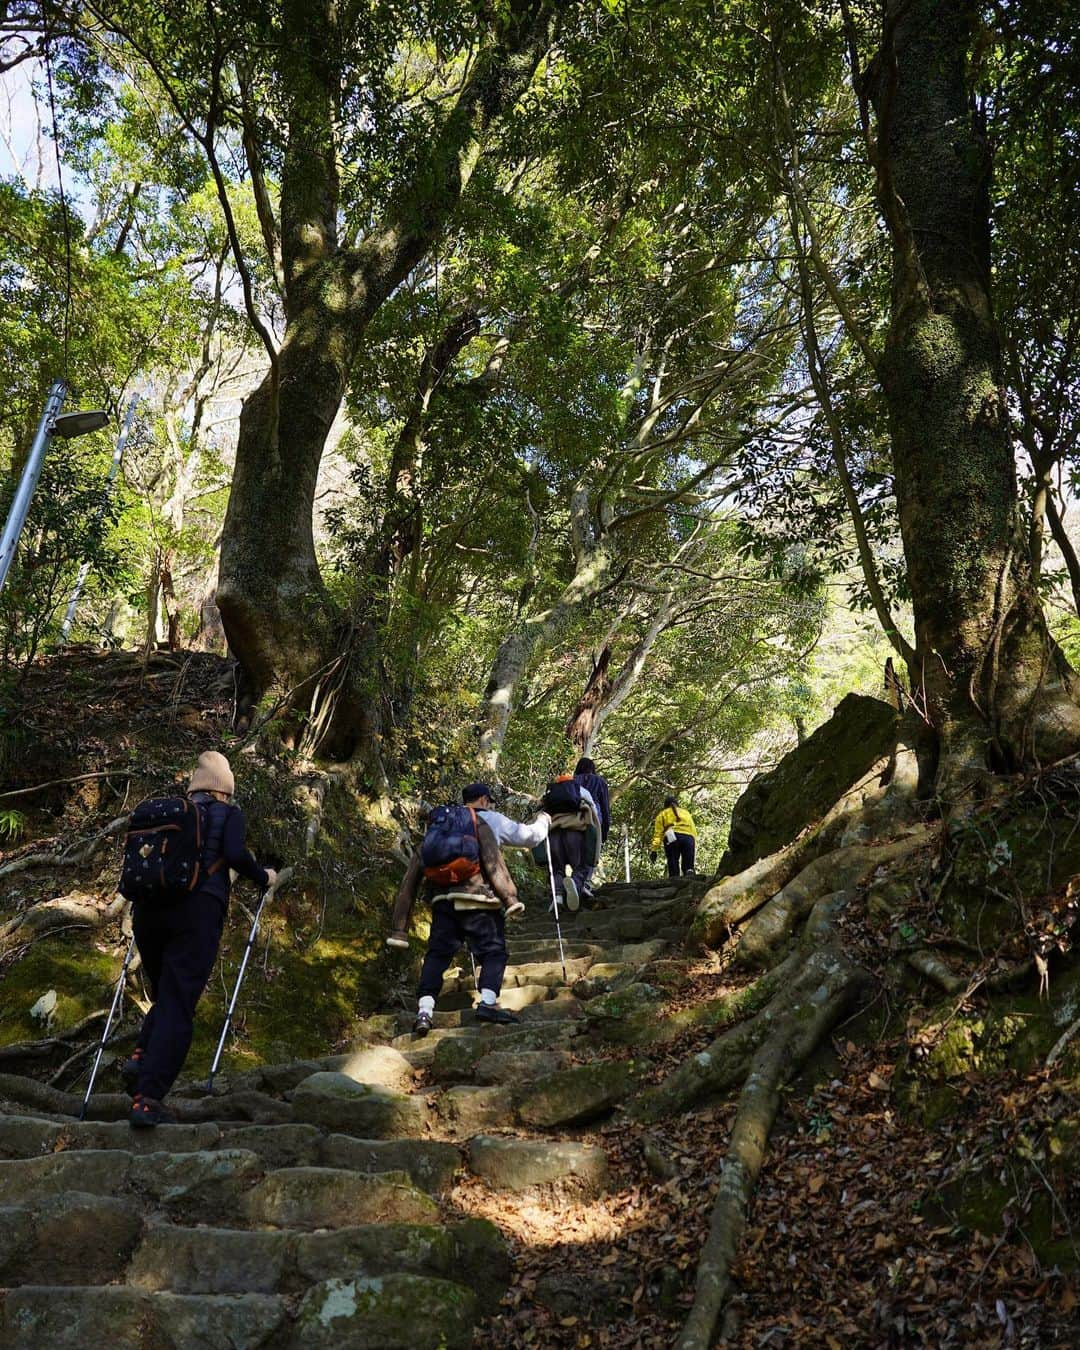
[293,1218,509,1301]
[241,1166,438,1229]
[319,1135,461,1194]
[516,1059,640,1127]
[435,1085,515,1136]
[430,1036,485,1083]
[467,1136,609,1195]
[722,690,898,870]
[329,1044,416,1092]
[0,1150,129,1204]
[127,1223,290,1293]
[290,1076,429,1137]
[291,1273,477,1350]
[472,1049,571,1085]
[1,1191,142,1285]
[0,1287,285,1350]
[130,1148,262,1209]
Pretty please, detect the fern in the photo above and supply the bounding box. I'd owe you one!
[0,808,25,842]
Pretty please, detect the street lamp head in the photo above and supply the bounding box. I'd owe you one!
[52,409,109,439]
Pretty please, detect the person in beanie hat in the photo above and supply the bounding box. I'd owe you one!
[124,750,277,1127]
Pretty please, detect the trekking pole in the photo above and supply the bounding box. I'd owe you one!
[623,824,631,882]
[206,867,291,1093]
[543,836,568,984]
[79,932,136,1121]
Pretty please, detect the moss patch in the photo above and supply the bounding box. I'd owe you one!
[0,940,119,1046]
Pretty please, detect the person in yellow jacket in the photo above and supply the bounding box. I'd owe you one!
[650,796,697,876]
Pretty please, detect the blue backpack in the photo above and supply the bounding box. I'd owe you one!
[420,805,481,885]
[543,776,582,814]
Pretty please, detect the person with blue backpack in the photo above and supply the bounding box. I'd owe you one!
[386,792,522,1035]
[119,751,277,1127]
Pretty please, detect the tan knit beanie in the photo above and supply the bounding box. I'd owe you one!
[188,750,235,796]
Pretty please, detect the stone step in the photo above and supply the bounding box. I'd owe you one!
[435,982,555,1013]
[0,1286,286,1350]
[0,1278,481,1350]
[0,1150,437,1231]
[467,1135,610,1195]
[0,1112,459,1193]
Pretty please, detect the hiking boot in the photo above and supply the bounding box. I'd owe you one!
[475,1003,520,1025]
[120,1048,145,1095]
[413,1009,434,1037]
[564,877,580,912]
[130,1094,176,1129]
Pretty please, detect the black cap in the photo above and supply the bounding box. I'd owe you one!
[462,782,493,804]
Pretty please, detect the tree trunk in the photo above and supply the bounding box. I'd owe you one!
[215,0,555,753]
[478,531,613,771]
[871,0,1080,774]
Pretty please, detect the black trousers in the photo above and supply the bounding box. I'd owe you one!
[132,890,225,1100]
[417,901,508,1000]
[548,828,587,896]
[664,832,696,877]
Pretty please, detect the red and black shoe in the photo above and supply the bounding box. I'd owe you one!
[130,1093,176,1129]
[120,1047,145,1096]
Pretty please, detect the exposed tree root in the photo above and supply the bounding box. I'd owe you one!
[0,1071,292,1123]
[0,892,125,949]
[631,944,868,1124]
[735,832,927,969]
[0,814,128,880]
[675,951,869,1348]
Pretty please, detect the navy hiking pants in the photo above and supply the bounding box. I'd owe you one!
[417,901,508,999]
[132,890,225,1100]
[664,832,696,877]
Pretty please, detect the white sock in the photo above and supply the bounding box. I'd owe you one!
[418,996,435,1015]
[479,988,497,1006]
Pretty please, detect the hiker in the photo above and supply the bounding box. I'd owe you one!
[122,751,277,1127]
[573,756,610,902]
[461,780,551,851]
[650,795,697,876]
[387,796,522,1035]
[543,770,602,911]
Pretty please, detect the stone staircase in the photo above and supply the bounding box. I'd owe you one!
[0,873,707,1348]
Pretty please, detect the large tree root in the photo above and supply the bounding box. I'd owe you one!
[0,893,125,950]
[675,952,867,1349]
[734,831,928,969]
[630,941,867,1123]
[0,814,128,880]
[0,1071,292,1123]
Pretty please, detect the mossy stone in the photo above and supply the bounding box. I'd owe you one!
[293,1273,477,1349]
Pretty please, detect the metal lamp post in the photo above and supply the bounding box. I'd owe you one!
[0,382,110,594]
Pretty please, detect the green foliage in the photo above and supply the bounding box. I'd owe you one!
[0,438,137,669]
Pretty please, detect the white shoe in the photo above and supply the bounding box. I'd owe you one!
[564,877,580,911]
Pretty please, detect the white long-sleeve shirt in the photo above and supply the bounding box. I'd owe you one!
[478,808,551,850]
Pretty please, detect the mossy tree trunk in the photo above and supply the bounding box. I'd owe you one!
[870,0,1080,776]
[216,0,555,755]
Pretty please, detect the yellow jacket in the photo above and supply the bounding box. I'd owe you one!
[651,805,697,850]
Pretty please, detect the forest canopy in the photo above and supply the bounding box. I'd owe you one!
[1,0,1079,820]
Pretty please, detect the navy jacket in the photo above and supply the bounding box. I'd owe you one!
[574,772,611,841]
[190,792,269,902]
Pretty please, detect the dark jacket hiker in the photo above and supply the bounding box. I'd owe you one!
[124,751,275,1127]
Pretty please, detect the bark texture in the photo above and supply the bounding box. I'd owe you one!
[216,1,556,747]
[870,0,1080,774]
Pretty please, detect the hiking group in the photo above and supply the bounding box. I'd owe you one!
[387,759,707,1037]
[97,746,694,1120]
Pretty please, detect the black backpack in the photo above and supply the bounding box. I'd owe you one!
[119,796,222,904]
[420,805,482,885]
[543,776,582,814]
